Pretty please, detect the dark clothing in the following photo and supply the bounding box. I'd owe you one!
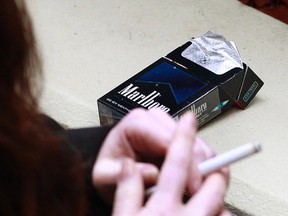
[65,127,113,216]
[42,115,113,215]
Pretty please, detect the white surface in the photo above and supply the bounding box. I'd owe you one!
[27,0,288,215]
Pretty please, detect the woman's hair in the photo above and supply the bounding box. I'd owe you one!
[0,1,86,215]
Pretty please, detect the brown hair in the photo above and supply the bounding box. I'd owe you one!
[0,1,86,215]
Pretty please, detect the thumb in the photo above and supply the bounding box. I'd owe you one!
[92,159,159,189]
[92,159,122,186]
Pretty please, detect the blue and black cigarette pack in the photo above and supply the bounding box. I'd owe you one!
[97,39,264,126]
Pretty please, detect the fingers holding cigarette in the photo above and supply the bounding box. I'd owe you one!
[146,141,262,198]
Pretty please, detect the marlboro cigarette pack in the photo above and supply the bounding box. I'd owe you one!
[97,32,264,126]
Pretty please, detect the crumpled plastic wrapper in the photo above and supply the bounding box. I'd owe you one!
[181,31,243,75]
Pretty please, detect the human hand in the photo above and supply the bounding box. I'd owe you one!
[92,108,215,203]
[112,113,231,216]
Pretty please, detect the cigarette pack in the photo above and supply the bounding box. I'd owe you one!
[97,32,264,126]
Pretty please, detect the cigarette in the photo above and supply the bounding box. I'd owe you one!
[145,141,262,197]
[199,141,262,175]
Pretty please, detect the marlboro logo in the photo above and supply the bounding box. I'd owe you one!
[191,103,207,117]
[118,83,170,112]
